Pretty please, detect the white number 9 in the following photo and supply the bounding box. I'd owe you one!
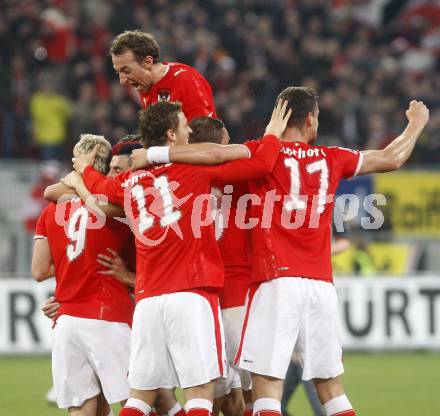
[66,206,89,261]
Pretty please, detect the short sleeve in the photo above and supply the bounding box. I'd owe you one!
[202,135,280,183]
[328,146,363,179]
[176,70,216,121]
[34,206,49,240]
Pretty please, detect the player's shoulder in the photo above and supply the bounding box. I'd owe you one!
[166,162,213,184]
[170,62,201,78]
[325,145,360,158]
[47,198,81,214]
[44,201,58,213]
[113,168,138,189]
[37,202,55,222]
[42,198,83,228]
[125,163,185,183]
[166,162,202,175]
[244,137,262,152]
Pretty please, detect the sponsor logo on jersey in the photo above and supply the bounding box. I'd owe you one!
[174,68,186,76]
[158,89,171,102]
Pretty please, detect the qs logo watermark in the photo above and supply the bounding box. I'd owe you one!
[54,170,386,247]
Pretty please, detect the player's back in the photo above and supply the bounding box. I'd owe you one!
[214,181,252,309]
[37,199,134,323]
[249,141,361,283]
[123,163,224,301]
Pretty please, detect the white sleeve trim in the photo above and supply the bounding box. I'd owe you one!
[352,152,364,178]
[34,235,47,240]
[147,146,170,164]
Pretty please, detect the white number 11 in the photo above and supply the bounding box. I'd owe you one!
[131,176,181,233]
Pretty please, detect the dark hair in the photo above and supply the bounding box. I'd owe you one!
[112,134,143,156]
[139,102,182,147]
[109,30,160,63]
[189,117,225,144]
[276,87,318,128]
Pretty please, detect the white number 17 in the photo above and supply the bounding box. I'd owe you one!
[284,158,329,214]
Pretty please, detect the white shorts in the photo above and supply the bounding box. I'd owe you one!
[52,315,130,409]
[214,364,242,398]
[236,278,344,381]
[215,306,252,397]
[129,291,227,390]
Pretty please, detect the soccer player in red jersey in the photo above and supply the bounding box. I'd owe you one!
[43,136,185,416]
[110,30,216,122]
[72,100,291,416]
[41,136,145,318]
[188,116,253,416]
[32,135,135,416]
[234,88,429,416]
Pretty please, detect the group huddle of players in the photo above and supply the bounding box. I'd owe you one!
[32,30,429,416]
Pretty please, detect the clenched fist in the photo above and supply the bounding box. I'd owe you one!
[406,100,429,127]
[131,148,151,170]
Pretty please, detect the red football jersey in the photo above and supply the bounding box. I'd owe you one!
[140,62,217,122]
[248,141,362,283]
[35,199,134,324]
[214,139,275,308]
[82,135,281,301]
[214,181,252,309]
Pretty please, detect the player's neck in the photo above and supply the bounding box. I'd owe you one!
[280,127,308,143]
[152,63,169,84]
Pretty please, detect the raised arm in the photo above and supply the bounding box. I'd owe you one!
[208,134,281,183]
[206,99,291,182]
[131,99,291,170]
[171,143,251,165]
[72,148,126,207]
[61,172,124,218]
[358,101,429,175]
[130,142,251,169]
[44,183,77,203]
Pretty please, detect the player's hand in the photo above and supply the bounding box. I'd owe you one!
[406,100,429,128]
[73,144,100,174]
[264,99,292,138]
[41,296,60,320]
[97,248,135,286]
[61,171,82,189]
[131,148,151,170]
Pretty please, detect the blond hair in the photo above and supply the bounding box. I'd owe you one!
[74,134,112,174]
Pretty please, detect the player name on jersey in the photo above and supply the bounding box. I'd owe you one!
[281,146,327,159]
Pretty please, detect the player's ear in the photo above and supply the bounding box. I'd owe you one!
[166,129,176,145]
[141,55,154,69]
[306,112,314,127]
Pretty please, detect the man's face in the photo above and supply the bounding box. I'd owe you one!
[107,155,131,177]
[172,112,192,146]
[112,50,154,93]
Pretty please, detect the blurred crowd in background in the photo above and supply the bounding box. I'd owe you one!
[1,0,440,277]
[1,0,439,163]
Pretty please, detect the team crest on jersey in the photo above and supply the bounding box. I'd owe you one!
[158,89,171,102]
